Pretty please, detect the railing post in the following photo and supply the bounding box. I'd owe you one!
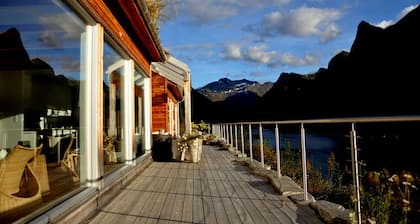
[350,123,362,224]
[225,124,228,144]
[241,124,245,156]
[223,124,226,142]
[235,124,238,154]
[230,124,233,147]
[222,124,225,143]
[259,123,264,168]
[249,124,253,160]
[300,123,308,201]
[275,124,281,177]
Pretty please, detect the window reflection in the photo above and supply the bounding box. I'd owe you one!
[103,43,124,173]
[134,70,145,157]
[0,0,85,222]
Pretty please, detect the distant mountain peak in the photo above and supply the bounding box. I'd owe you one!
[197,78,272,102]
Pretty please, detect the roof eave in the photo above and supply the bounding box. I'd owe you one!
[134,0,167,62]
[118,0,167,62]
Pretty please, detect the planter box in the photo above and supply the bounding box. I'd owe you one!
[181,138,202,163]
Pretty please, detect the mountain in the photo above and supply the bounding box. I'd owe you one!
[197,78,273,102]
[0,27,78,118]
[192,4,420,122]
[257,4,420,121]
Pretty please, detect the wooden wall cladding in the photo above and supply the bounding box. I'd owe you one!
[77,0,158,75]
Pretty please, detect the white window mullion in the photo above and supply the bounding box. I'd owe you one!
[81,24,103,187]
[144,76,152,153]
[123,60,134,162]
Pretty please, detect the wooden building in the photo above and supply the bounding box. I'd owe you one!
[151,54,192,136]
[0,0,170,223]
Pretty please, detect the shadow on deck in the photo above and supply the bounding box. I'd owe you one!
[86,145,325,224]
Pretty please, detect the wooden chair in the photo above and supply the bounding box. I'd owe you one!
[61,137,79,178]
[0,144,44,215]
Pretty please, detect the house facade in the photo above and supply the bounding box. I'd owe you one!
[151,55,192,137]
[0,0,169,223]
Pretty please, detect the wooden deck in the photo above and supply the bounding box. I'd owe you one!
[87,145,324,224]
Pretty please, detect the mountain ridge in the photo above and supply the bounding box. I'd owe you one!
[197,77,273,102]
[192,4,420,123]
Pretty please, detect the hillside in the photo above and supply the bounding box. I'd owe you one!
[197,78,273,102]
[192,4,420,122]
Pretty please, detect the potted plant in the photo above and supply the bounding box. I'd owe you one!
[176,132,202,163]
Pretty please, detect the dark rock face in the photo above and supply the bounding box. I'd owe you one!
[0,27,77,119]
[256,4,420,121]
[0,28,33,70]
[197,77,272,102]
[193,5,420,122]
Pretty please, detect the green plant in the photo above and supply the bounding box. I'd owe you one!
[359,169,418,224]
[192,120,209,133]
[144,0,166,33]
[176,132,202,153]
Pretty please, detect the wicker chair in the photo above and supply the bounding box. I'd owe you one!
[0,144,44,215]
[61,137,79,178]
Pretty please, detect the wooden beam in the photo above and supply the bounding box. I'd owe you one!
[77,0,155,75]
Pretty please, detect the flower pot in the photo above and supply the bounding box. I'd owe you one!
[188,138,202,163]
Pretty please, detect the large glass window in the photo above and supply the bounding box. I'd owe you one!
[134,70,146,157]
[0,1,86,222]
[103,42,125,174]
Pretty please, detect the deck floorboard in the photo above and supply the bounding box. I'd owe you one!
[87,145,324,224]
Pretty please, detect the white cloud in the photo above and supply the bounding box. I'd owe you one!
[163,0,291,25]
[244,45,277,64]
[375,4,419,28]
[168,43,214,50]
[221,43,242,59]
[376,20,393,29]
[321,24,340,43]
[221,44,277,64]
[398,4,419,18]
[38,13,84,48]
[271,52,320,67]
[164,0,237,24]
[247,6,342,42]
[221,43,321,67]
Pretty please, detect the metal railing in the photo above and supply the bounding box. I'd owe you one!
[212,115,420,224]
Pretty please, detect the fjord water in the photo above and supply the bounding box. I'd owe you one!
[247,121,420,176]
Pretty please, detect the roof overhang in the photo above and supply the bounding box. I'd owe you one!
[77,0,166,74]
[117,0,166,62]
[151,55,190,90]
[167,81,183,102]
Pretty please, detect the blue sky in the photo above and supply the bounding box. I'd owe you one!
[158,0,419,89]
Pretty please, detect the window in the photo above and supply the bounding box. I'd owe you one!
[134,69,146,157]
[0,0,87,221]
[103,42,125,174]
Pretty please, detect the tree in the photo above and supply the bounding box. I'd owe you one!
[144,0,166,33]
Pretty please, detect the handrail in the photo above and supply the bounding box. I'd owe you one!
[212,115,420,224]
[219,115,420,125]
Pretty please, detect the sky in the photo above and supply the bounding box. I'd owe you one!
[158,0,419,89]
